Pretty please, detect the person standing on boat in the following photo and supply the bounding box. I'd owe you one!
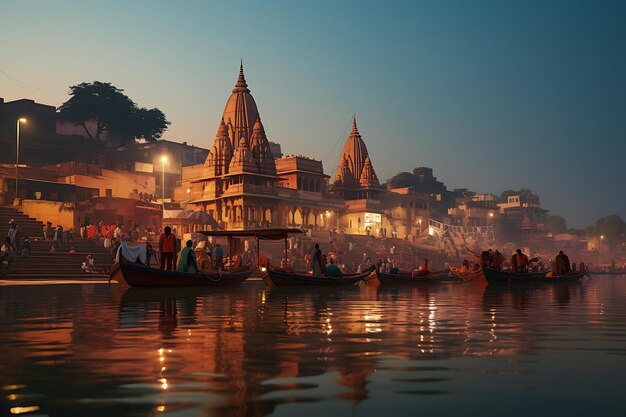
[480,249,493,269]
[159,226,176,270]
[491,250,505,271]
[555,251,571,276]
[511,249,529,273]
[178,240,198,273]
[312,243,322,276]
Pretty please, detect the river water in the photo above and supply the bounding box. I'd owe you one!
[1,276,625,417]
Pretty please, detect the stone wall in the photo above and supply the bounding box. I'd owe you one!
[19,200,76,229]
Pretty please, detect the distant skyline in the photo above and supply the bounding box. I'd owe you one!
[1,0,624,227]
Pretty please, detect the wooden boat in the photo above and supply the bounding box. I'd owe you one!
[112,255,254,287]
[376,269,451,284]
[265,266,375,286]
[483,267,548,283]
[449,266,485,283]
[543,271,588,282]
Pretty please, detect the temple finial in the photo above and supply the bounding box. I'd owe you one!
[233,60,249,92]
[351,114,359,134]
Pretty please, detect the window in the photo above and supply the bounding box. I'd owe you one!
[105,189,113,197]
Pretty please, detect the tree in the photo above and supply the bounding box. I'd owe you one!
[546,215,567,234]
[594,215,625,249]
[58,81,169,145]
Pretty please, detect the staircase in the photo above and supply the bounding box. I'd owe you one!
[0,206,113,280]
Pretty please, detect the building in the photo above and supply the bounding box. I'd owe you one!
[175,64,343,229]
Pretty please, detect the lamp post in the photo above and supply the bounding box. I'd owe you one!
[161,156,168,204]
[15,118,27,200]
[600,235,604,266]
[418,219,422,238]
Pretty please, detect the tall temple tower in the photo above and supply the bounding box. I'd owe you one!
[331,116,382,200]
[186,63,280,228]
[331,116,387,235]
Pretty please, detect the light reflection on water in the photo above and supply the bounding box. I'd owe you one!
[1,277,625,416]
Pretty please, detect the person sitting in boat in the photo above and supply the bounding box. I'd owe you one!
[389,263,400,275]
[412,258,430,277]
[231,254,243,271]
[214,243,224,271]
[555,251,571,276]
[511,249,529,273]
[194,243,212,272]
[461,259,470,272]
[324,258,342,277]
[178,240,198,273]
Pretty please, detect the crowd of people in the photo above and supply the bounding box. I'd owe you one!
[153,226,254,274]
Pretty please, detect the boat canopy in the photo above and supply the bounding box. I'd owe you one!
[198,228,304,240]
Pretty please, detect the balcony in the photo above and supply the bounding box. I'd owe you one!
[221,183,279,199]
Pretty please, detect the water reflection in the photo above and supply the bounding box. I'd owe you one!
[1,277,625,416]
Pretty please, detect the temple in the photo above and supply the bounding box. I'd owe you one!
[174,64,429,237]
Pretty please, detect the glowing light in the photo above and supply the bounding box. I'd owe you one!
[10,406,40,414]
[161,155,168,163]
[157,405,166,412]
[7,394,17,400]
[600,235,604,240]
[158,348,164,354]
[260,266,267,272]
[18,118,27,123]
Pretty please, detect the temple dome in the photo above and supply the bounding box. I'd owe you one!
[229,136,258,174]
[222,63,259,149]
[359,155,379,187]
[204,118,233,176]
[333,117,369,183]
[334,155,356,187]
[249,115,277,176]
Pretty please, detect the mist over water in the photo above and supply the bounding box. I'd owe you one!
[1,278,625,416]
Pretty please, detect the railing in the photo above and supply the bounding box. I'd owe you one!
[221,183,279,198]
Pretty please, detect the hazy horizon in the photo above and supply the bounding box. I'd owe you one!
[1,0,624,227]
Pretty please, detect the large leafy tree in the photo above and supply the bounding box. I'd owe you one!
[592,214,625,249]
[546,215,567,234]
[58,81,169,145]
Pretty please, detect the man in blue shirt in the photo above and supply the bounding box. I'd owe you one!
[214,243,224,271]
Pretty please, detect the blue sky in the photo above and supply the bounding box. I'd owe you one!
[1,0,624,227]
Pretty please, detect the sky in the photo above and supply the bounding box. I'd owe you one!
[1,0,624,227]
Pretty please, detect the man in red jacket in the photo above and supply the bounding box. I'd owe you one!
[159,226,176,270]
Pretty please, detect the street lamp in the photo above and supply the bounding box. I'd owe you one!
[160,156,168,204]
[600,235,604,265]
[15,118,27,199]
[418,219,422,237]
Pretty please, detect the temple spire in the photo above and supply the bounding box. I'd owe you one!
[233,60,250,92]
[351,114,359,135]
